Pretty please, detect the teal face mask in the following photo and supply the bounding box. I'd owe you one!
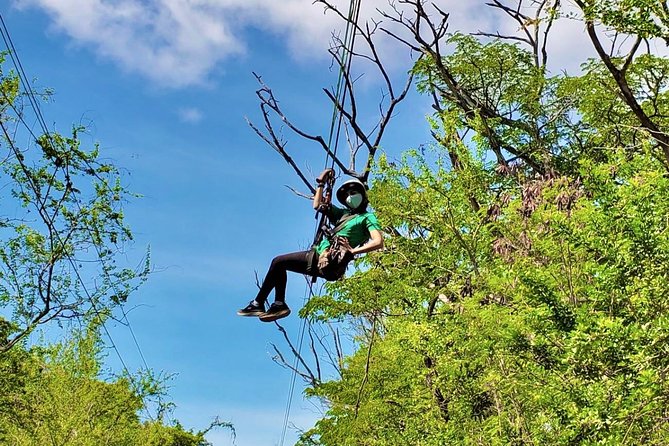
[346,192,363,209]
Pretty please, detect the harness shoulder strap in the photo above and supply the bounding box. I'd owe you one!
[332,213,358,234]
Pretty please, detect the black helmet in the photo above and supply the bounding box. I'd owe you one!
[336,178,368,209]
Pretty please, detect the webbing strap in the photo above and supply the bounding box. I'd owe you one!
[331,212,358,234]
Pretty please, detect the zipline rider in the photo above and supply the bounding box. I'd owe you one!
[237,168,384,322]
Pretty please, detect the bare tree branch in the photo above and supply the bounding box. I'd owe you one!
[274,321,318,386]
[250,1,415,187]
[308,325,322,382]
[314,323,343,378]
[354,315,377,419]
[270,343,315,383]
[573,0,669,164]
[486,0,536,50]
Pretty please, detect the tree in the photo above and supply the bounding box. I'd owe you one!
[0,319,229,446]
[0,53,231,445]
[0,53,149,352]
[247,1,669,444]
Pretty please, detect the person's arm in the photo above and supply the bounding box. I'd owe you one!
[351,229,384,255]
[313,184,325,210]
[313,168,335,211]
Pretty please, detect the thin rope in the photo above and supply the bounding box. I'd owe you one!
[278,280,315,446]
[324,0,362,171]
[278,1,362,444]
[73,197,153,377]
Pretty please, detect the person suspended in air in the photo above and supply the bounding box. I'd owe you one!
[237,168,384,322]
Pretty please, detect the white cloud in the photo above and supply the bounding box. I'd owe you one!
[11,0,349,87]
[177,106,203,123]
[14,0,243,87]
[12,0,500,88]
[15,0,659,88]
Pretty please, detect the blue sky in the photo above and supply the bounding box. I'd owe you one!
[0,1,611,444]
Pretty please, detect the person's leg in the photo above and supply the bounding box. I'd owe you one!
[254,250,311,304]
[239,250,315,319]
[256,250,316,322]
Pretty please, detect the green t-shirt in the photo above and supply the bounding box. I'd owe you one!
[315,206,381,254]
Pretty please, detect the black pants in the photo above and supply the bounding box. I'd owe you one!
[254,250,322,304]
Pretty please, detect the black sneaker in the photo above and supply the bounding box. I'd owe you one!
[259,301,291,322]
[237,300,265,317]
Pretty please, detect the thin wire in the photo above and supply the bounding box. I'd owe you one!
[119,305,151,371]
[324,0,362,171]
[0,15,51,138]
[278,280,315,446]
[0,14,153,418]
[278,1,362,444]
[73,196,153,376]
[0,14,69,213]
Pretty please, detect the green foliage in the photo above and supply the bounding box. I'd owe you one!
[564,52,669,163]
[302,146,669,445]
[297,9,669,446]
[580,0,669,39]
[0,54,149,351]
[0,322,217,446]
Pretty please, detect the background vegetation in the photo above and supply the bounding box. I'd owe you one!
[267,1,669,444]
[0,54,228,445]
[3,0,669,444]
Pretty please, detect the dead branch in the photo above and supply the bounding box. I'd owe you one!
[472,31,532,46]
[333,325,344,369]
[274,320,319,386]
[249,1,415,189]
[270,343,316,384]
[354,315,377,419]
[284,185,313,200]
[379,0,546,173]
[308,326,322,382]
[319,0,416,181]
[314,323,343,378]
[486,0,536,50]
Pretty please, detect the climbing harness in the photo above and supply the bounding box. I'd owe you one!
[316,235,354,280]
[306,175,362,280]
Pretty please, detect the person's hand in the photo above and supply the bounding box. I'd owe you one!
[318,250,330,270]
[316,168,335,185]
[339,238,354,262]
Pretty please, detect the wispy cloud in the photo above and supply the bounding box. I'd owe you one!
[14,0,244,87]
[12,0,348,87]
[177,106,203,124]
[13,0,495,88]
[13,0,632,88]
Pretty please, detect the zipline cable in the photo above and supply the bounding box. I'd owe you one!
[324,0,362,170]
[278,279,316,446]
[278,1,362,444]
[0,15,52,140]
